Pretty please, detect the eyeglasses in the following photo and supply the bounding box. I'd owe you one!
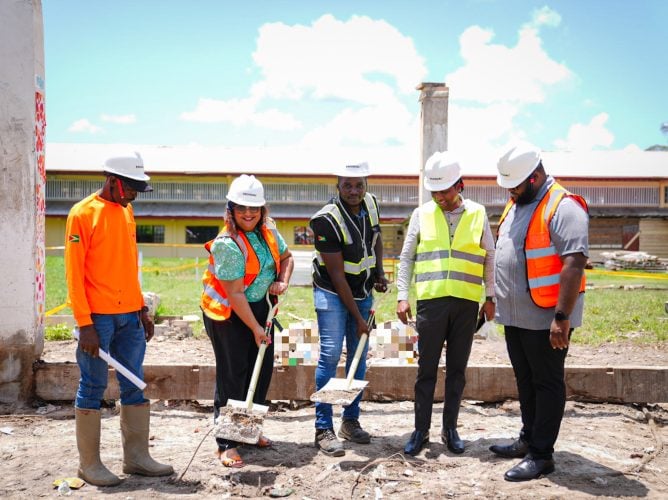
[234,205,261,214]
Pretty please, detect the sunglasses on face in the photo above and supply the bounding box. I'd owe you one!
[234,204,261,214]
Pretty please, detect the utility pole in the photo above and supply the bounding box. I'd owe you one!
[417,83,449,206]
[0,0,45,403]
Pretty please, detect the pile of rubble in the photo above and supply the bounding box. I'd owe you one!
[143,291,198,340]
[153,315,199,340]
[602,251,668,271]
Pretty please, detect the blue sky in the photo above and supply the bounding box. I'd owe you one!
[42,1,667,157]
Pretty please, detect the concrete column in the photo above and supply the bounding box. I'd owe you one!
[417,82,449,205]
[0,0,45,404]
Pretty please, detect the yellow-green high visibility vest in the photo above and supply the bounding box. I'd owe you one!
[311,192,379,279]
[415,200,486,302]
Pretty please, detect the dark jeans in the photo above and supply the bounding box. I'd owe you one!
[504,325,571,460]
[313,287,373,430]
[203,299,274,451]
[76,312,147,409]
[414,296,478,431]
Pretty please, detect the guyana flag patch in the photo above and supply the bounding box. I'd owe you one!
[317,235,327,242]
[69,234,80,243]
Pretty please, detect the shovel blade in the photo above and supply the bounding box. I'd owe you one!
[309,378,368,406]
[214,404,267,444]
[319,378,368,393]
[226,398,269,414]
[214,398,269,444]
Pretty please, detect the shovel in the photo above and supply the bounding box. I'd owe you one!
[309,310,375,406]
[214,293,279,444]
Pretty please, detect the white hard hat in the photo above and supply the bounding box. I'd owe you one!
[226,174,266,207]
[496,142,541,189]
[335,162,370,178]
[103,152,152,192]
[423,151,461,191]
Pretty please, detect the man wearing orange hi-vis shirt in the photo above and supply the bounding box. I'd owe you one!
[490,142,589,482]
[65,152,173,486]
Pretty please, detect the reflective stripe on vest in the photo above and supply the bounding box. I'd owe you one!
[312,192,379,276]
[415,200,486,302]
[200,222,281,321]
[498,183,588,308]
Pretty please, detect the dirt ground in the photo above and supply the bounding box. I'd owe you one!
[1,337,667,499]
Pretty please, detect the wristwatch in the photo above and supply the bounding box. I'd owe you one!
[555,310,569,321]
[485,296,496,303]
[141,306,149,313]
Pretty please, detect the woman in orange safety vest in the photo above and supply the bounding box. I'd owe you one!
[200,175,294,468]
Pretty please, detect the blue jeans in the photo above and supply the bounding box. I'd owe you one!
[314,287,372,430]
[76,312,147,409]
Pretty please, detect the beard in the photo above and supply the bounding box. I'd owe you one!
[515,183,535,205]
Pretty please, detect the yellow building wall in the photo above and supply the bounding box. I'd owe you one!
[46,215,316,258]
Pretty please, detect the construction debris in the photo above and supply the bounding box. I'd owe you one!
[602,251,668,271]
[153,317,197,339]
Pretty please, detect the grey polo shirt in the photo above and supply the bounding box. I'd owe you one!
[494,176,589,330]
[397,197,496,302]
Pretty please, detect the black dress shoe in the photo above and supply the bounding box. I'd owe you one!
[441,428,465,454]
[504,457,555,482]
[489,438,529,458]
[404,430,429,456]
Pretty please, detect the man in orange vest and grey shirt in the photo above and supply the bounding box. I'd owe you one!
[65,153,173,486]
[490,142,589,481]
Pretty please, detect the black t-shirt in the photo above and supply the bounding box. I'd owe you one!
[310,199,380,298]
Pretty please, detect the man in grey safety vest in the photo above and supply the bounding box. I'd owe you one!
[310,162,389,457]
[397,151,496,457]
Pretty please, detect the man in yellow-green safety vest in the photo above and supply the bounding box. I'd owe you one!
[310,162,389,457]
[397,151,496,457]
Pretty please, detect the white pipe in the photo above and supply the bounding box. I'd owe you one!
[72,329,147,390]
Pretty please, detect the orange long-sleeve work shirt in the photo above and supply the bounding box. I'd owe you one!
[65,192,144,327]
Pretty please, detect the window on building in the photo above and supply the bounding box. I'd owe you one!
[136,225,165,243]
[293,225,314,245]
[186,225,219,244]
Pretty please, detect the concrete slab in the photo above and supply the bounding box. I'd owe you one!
[34,362,668,403]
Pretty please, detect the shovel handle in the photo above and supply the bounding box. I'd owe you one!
[245,341,267,410]
[345,333,368,388]
[344,310,375,388]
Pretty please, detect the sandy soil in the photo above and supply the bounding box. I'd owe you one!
[1,337,667,499]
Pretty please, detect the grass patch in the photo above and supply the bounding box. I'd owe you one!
[46,257,668,345]
[577,272,668,343]
[45,323,73,341]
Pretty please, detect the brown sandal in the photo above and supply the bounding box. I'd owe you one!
[216,449,245,468]
[257,436,273,448]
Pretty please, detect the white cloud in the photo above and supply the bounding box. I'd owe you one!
[553,113,615,150]
[68,119,102,134]
[528,6,562,28]
[180,14,426,147]
[252,14,426,105]
[448,102,521,155]
[101,113,136,124]
[180,97,301,131]
[446,24,572,104]
[301,99,418,148]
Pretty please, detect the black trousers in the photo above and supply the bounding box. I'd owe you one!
[203,299,274,451]
[504,325,570,460]
[414,296,478,431]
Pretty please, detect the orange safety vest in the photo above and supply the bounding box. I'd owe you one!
[499,182,588,308]
[200,223,281,321]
